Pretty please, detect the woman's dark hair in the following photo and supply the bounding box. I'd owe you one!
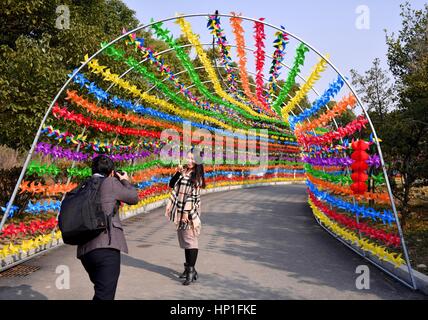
[92,155,115,176]
[185,147,206,188]
[189,163,206,189]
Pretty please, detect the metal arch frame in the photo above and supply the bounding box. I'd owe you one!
[102,34,397,278]
[0,13,416,290]
[234,64,415,285]
[158,13,416,290]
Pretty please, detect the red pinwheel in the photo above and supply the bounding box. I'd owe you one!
[1,224,19,238]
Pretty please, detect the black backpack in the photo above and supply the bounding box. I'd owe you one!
[58,176,108,245]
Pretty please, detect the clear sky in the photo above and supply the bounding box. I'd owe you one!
[122,0,426,98]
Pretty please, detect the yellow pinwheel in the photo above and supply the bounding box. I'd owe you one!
[54,231,62,240]
[8,243,20,256]
[0,245,10,259]
[20,240,33,253]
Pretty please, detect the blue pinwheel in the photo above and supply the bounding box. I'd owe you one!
[1,203,19,218]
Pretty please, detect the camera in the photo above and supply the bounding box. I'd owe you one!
[114,170,124,180]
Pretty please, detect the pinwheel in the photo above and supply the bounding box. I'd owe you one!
[306,180,395,225]
[281,55,329,121]
[43,125,141,152]
[86,60,244,132]
[25,200,61,214]
[206,15,240,94]
[367,154,381,168]
[70,70,89,88]
[306,174,390,204]
[290,75,345,129]
[66,167,91,178]
[230,14,279,114]
[20,239,34,253]
[309,198,403,267]
[389,253,405,268]
[138,185,169,199]
[230,15,253,93]
[71,72,288,140]
[1,243,19,258]
[298,116,369,146]
[295,94,357,134]
[32,237,42,249]
[0,245,11,259]
[53,105,161,139]
[371,173,385,186]
[0,224,20,238]
[39,234,53,246]
[310,191,399,247]
[29,182,45,194]
[27,221,42,234]
[53,231,62,241]
[1,202,19,218]
[267,27,289,99]
[253,18,271,112]
[271,43,309,115]
[177,17,279,121]
[25,201,41,214]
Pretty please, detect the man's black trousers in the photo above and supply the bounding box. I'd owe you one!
[80,248,121,300]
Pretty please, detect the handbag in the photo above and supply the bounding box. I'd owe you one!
[169,171,181,188]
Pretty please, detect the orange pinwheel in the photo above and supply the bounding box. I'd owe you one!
[295,94,357,135]
[306,173,390,204]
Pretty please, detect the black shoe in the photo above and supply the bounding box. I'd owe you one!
[179,263,188,279]
[183,266,198,285]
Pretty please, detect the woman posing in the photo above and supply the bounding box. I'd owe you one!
[165,151,206,285]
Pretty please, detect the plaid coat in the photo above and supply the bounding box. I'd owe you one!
[165,171,201,234]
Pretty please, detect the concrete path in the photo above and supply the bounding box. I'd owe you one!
[0,185,425,300]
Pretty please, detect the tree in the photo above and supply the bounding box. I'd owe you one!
[383,2,427,227]
[0,0,139,150]
[351,2,428,228]
[350,58,396,122]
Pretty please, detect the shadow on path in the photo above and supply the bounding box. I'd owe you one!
[122,254,180,281]
[0,284,48,300]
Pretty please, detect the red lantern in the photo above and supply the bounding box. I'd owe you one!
[350,182,367,194]
[351,150,369,161]
[351,161,368,171]
[350,139,369,194]
[351,172,368,182]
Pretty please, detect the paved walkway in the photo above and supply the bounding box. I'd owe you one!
[0,184,425,299]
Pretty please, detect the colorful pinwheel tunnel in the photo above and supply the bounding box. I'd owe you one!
[0,13,416,289]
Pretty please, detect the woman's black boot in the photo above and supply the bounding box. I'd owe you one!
[179,263,188,279]
[182,266,197,285]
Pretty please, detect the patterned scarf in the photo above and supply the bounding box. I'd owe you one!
[165,171,201,234]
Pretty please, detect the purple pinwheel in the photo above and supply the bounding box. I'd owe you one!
[35,142,51,156]
[367,155,381,168]
[50,145,63,159]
